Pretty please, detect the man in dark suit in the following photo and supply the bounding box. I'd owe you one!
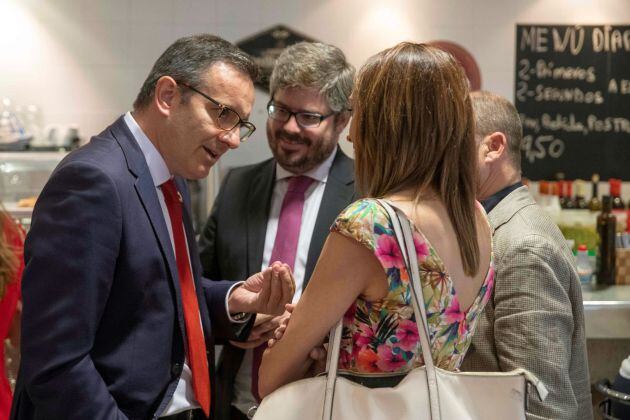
[198,42,355,420]
[11,34,295,420]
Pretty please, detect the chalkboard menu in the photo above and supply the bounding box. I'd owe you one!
[515,25,630,180]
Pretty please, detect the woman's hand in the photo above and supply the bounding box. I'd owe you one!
[268,303,327,376]
[229,311,291,349]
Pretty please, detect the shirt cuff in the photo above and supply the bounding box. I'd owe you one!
[225,281,252,323]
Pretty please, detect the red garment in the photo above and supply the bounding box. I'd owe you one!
[0,217,24,420]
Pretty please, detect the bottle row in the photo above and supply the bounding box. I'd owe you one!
[532,173,627,211]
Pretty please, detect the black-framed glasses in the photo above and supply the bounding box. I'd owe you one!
[267,101,335,128]
[178,82,256,141]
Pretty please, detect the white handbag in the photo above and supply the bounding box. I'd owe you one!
[253,200,548,420]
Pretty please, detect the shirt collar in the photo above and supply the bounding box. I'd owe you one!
[124,111,171,187]
[481,181,523,213]
[275,145,338,183]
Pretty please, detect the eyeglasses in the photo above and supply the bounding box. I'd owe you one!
[178,82,256,141]
[267,101,335,128]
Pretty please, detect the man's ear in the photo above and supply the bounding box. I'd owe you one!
[332,111,352,135]
[484,131,507,162]
[154,76,179,117]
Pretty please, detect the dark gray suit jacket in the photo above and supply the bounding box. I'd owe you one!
[461,186,592,420]
[198,148,355,420]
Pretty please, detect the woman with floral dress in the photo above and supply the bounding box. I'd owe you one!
[259,42,494,396]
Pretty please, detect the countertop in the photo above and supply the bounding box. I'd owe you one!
[582,285,630,339]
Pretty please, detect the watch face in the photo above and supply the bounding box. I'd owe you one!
[427,40,482,91]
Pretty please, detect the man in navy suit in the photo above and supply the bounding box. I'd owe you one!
[11,34,294,420]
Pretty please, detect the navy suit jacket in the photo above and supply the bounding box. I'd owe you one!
[198,149,355,420]
[11,116,251,420]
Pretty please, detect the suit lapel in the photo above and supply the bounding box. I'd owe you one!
[246,159,276,275]
[109,117,183,324]
[304,150,355,287]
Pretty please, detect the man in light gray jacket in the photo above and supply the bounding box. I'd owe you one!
[461,91,593,420]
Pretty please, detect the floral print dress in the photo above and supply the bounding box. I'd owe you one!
[330,198,494,379]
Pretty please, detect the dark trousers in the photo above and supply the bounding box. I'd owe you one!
[161,408,207,420]
[230,405,250,420]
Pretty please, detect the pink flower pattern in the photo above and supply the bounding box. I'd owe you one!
[331,199,495,375]
[414,233,430,261]
[376,344,408,372]
[443,295,469,336]
[374,234,405,268]
[395,319,420,351]
[354,324,375,349]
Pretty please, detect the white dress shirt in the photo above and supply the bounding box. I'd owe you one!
[232,146,338,415]
[123,112,246,417]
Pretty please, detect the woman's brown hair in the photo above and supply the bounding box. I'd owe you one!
[0,210,20,299]
[352,42,480,276]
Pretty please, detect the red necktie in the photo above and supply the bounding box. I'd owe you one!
[251,175,315,401]
[161,179,211,417]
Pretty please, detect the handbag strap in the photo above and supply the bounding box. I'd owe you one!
[323,319,342,419]
[377,199,441,419]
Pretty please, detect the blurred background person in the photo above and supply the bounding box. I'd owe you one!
[259,42,494,398]
[0,206,24,420]
[461,90,592,420]
[198,41,355,420]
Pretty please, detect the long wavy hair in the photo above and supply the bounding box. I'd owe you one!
[352,42,480,276]
[0,209,21,300]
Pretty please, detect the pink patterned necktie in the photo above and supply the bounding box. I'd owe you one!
[251,175,315,402]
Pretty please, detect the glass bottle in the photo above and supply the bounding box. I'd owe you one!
[559,180,569,209]
[610,178,626,210]
[555,173,568,209]
[596,195,616,286]
[574,179,588,209]
[589,173,602,212]
[576,244,593,287]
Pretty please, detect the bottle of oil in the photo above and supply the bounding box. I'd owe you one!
[589,173,602,212]
[559,181,570,209]
[596,195,616,286]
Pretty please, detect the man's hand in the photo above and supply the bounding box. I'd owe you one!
[229,312,290,349]
[267,303,327,376]
[227,262,295,315]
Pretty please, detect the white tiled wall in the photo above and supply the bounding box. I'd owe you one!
[1,0,629,175]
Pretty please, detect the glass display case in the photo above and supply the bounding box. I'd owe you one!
[0,152,66,229]
[0,152,212,233]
